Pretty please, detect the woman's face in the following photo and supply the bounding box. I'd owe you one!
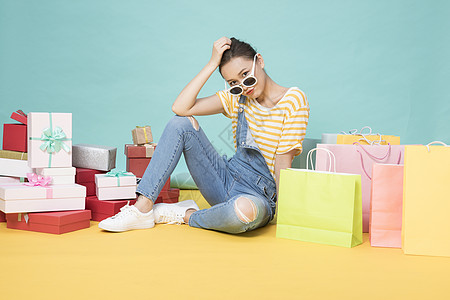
[221,54,265,98]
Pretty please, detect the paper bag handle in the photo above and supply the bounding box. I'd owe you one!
[355,143,401,180]
[426,141,448,152]
[307,148,336,172]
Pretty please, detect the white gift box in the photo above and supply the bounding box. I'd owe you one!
[0,183,86,213]
[0,176,21,184]
[96,186,137,201]
[28,112,72,168]
[35,167,76,185]
[95,172,136,200]
[0,158,33,178]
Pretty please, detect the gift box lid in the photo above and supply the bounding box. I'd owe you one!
[0,183,86,200]
[95,172,136,188]
[6,210,91,226]
[124,144,156,158]
[75,168,106,183]
[36,167,76,176]
[10,110,28,125]
[85,196,136,214]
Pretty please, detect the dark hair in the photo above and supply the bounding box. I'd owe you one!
[219,37,257,74]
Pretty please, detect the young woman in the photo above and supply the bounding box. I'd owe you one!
[99,37,309,233]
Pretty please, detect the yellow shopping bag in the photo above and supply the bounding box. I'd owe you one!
[276,148,363,248]
[337,127,400,145]
[402,142,450,257]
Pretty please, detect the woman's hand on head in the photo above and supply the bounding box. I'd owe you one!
[210,37,231,68]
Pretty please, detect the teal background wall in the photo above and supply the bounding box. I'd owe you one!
[1,0,449,174]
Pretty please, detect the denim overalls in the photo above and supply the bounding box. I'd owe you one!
[137,95,277,234]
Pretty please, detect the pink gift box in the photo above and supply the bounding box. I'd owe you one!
[0,183,86,213]
[95,172,137,201]
[28,112,72,168]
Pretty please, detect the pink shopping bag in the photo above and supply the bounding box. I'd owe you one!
[316,143,404,232]
[370,164,403,248]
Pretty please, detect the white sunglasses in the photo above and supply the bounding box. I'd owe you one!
[224,54,258,96]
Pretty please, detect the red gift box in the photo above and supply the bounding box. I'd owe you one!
[10,110,28,125]
[78,181,96,197]
[125,144,170,190]
[125,144,152,178]
[86,196,137,221]
[87,193,178,221]
[159,188,180,200]
[3,124,27,152]
[0,211,6,222]
[75,168,106,183]
[6,210,91,234]
[155,196,178,204]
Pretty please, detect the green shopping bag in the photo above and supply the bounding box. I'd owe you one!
[276,148,363,248]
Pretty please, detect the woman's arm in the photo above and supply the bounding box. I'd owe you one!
[274,149,297,195]
[172,37,231,116]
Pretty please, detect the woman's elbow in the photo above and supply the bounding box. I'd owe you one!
[172,105,188,116]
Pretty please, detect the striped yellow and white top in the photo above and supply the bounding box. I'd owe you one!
[216,87,309,178]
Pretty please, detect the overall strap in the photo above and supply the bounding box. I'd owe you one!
[238,95,246,105]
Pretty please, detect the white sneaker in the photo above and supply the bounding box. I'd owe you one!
[153,200,199,225]
[98,203,155,232]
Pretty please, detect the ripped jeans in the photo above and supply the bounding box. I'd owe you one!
[136,114,277,234]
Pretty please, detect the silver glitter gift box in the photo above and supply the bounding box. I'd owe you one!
[72,144,116,171]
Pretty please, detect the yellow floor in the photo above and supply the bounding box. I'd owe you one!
[1,220,450,300]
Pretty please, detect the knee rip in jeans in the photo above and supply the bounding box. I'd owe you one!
[234,197,257,223]
[187,116,199,131]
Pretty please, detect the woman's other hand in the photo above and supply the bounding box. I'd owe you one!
[210,37,231,68]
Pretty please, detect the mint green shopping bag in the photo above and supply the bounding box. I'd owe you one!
[276,148,363,248]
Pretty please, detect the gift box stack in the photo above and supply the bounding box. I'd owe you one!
[126,125,179,202]
[277,126,450,258]
[0,110,32,181]
[71,143,131,222]
[0,111,90,234]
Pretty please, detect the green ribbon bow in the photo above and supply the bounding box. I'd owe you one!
[39,126,71,154]
[106,170,134,187]
[29,113,72,167]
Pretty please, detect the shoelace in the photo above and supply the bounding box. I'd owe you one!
[111,204,135,220]
[156,209,184,225]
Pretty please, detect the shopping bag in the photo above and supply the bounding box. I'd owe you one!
[315,143,404,233]
[402,142,450,257]
[323,126,400,145]
[370,163,403,248]
[276,148,363,248]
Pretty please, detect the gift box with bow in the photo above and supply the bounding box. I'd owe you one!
[95,170,137,201]
[0,173,85,213]
[28,112,72,168]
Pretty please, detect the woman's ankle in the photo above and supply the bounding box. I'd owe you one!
[135,195,154,213]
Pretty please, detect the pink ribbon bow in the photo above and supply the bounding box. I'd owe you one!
[24,173,52,187]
